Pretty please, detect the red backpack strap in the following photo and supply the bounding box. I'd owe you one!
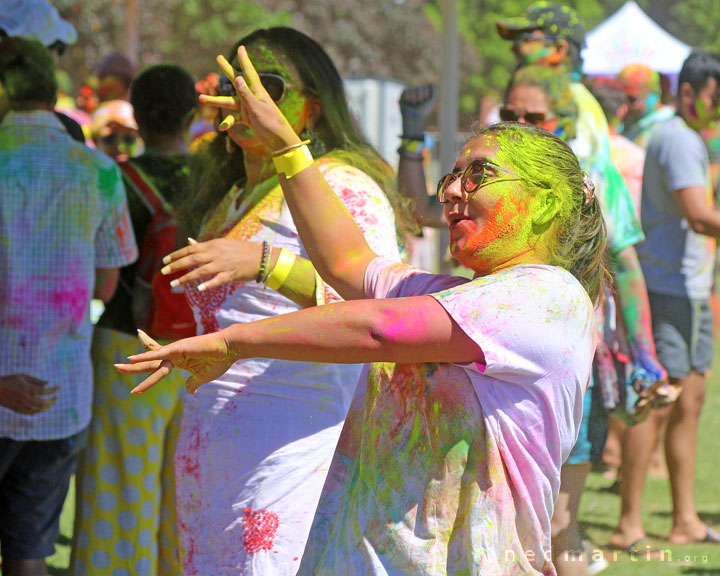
[118,161,168,214]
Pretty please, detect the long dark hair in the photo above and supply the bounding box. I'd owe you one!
[180,27,414,237]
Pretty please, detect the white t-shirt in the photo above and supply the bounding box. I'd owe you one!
[299,260,595,575]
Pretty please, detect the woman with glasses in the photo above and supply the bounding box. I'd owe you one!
[502,65,578,141]
[151,27,405,575]
[119,46,610,575]
[507,65,669,575]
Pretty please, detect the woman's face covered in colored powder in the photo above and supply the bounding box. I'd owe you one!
[223,41,315,153]
[442,135,543,276]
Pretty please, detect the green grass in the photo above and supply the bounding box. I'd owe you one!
[577,360,720,576]
[39,352,720,575]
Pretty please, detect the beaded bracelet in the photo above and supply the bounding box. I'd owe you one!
[265,248,296,290]
[256,241,270,283]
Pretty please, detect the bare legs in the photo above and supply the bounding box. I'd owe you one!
[610,373,707,548]
[666,372,707,542]
[552,463,592,576]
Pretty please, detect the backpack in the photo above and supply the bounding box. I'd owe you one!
[119,161,197,340]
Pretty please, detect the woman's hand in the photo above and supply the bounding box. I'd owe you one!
[198,46,300,152]
[162,238,263,291]
[116,330,236,395]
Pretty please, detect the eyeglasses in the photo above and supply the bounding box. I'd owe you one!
[436,159,525,204]
[499,107,552,126]
[217,72,292,103]
[100,133,137,148]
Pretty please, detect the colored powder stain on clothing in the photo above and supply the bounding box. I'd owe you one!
[242,508,280,554]
[50,284,90,326]
[97,163,120,199]
[298,261,595,575]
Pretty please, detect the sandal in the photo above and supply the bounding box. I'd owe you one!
[610,537,666,560]
[703,525,720,543]
[668,525,720,544]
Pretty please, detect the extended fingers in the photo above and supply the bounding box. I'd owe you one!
[161,251,210,276]
[131,360,175,394]
[236,46,263,96]
[198,94,241,110]
[137,329,161,351]
[217,55,236,83]
[168,265,220,289]
[115,359,164,374]
[196,272,232,292]
[218,115,235,131]
[163,244,196,266]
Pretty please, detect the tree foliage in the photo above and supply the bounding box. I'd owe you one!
[52,0,720,129]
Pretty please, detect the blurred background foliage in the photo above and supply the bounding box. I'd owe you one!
[54,0,720,128]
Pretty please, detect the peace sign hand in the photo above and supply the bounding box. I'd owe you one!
[199,46,301,153]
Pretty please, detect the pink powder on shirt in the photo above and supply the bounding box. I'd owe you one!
[242,508,280,553]
[50,284,90,326]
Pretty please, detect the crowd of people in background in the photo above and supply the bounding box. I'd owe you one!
[2,1,720,575]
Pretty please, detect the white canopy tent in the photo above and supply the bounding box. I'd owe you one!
[582,1,692,76]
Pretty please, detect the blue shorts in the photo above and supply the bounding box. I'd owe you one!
[566,382,593,465]
[649,292,713,379]
[0,427,87,559]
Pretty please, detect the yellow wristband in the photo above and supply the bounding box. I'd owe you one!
[272,144,314,179]
[265,248,296,290]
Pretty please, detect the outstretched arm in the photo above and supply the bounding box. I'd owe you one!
[117,295,483,394]
[199,48,378,300]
